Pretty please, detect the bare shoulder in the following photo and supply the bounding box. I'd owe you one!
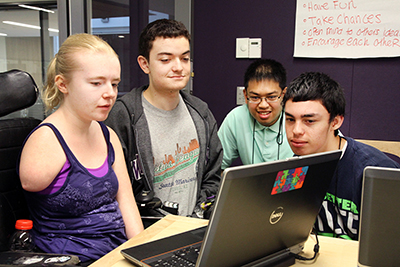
[21,123,65,164]
[23,124,60,151]
[19,123,66,191]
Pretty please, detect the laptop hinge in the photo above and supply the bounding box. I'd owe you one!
[241,250,295,267]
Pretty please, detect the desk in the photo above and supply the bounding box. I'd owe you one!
[89,215,358,267]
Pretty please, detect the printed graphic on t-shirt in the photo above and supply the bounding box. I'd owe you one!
[154,139,199,189]
[317,193,359,239]
[271,166,308,195]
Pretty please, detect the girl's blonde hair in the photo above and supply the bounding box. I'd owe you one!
[42,33,118,112]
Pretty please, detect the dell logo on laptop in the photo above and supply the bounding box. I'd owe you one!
[270,207,284,224]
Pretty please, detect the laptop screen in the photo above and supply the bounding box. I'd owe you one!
[358,166,400,267]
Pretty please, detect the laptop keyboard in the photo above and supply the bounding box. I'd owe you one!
[146,244,201,267]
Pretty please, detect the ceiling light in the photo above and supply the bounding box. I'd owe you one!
[0,33,7,36]
[3,21,40,30]
[3,21,59,33]
[18,4,55,13]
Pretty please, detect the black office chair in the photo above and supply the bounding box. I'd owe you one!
[0,69,42,252]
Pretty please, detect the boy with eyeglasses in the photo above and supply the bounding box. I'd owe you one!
[105,19,222,219]
[283,72,400,240]
[218,59,293,171]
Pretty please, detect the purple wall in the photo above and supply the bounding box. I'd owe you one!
[192,1,400,141]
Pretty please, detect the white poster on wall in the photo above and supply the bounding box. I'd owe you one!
[294,0,400,58]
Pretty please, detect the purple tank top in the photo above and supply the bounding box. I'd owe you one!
[22,122,127,262]
[40,155,109,195]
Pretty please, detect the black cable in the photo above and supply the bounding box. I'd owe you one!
[291,227,320,261]
[276,110,284,160]
[252,118,256,164]
[332,136,342,238]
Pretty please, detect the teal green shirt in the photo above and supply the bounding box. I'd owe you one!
[218,105,293,170]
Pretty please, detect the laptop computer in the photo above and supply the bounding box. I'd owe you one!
[122,150,341,267]
[358,166,400,267]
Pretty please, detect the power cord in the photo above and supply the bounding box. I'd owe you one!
[291,227,320,261]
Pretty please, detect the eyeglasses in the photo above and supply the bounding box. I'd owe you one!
[247,93,282,104]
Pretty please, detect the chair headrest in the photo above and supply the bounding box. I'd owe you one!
[0,69,38,117]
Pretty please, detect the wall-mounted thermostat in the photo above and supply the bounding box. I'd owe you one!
[249,38,262,58]
[236,37,262,58]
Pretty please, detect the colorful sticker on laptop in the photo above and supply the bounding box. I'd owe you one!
[271,166,309,195]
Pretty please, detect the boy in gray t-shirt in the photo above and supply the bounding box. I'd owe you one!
[105,19,223,220]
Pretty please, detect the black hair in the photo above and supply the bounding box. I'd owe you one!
[244,59,287,90]
[283,72,346,123]
[138,19,191,61]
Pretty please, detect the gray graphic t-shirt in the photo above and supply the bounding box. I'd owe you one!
[143,94,199,216]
